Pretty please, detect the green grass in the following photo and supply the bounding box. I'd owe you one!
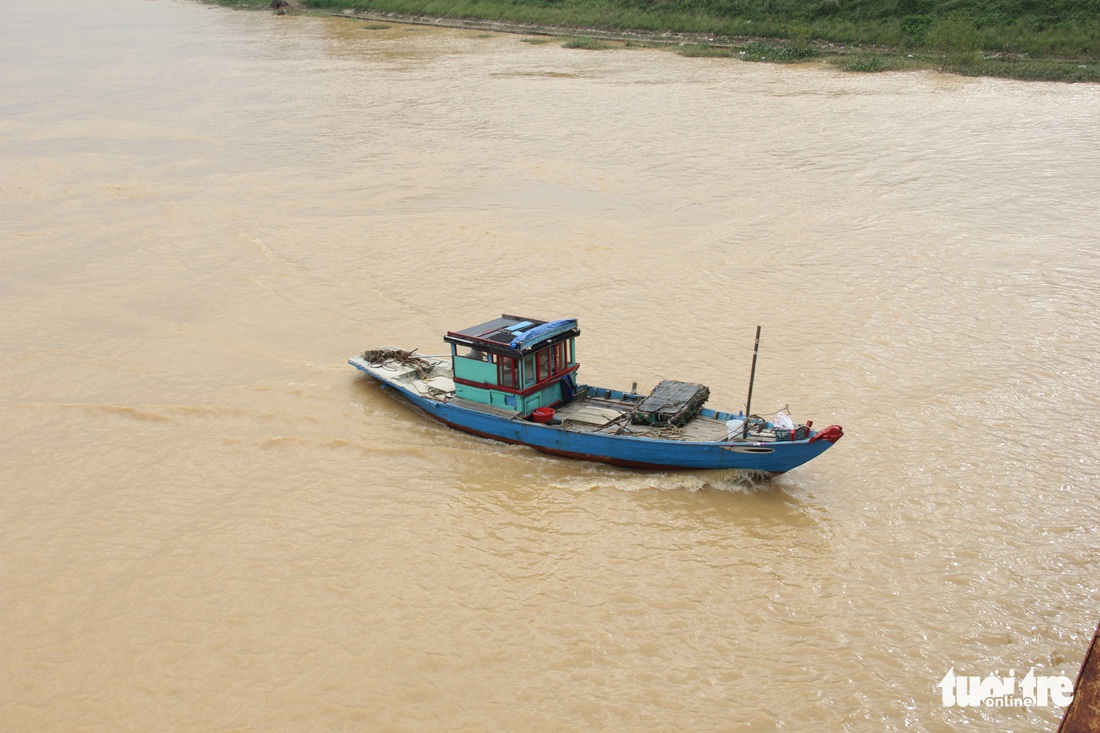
[561,36,615,49]
[962,57,1099,81]
[830,54,915,73]
[676,45,734,58]
[201,0,1100,81]
[738,40,821,62]
[299,0,1099,55]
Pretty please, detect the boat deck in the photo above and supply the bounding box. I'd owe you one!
[554,395,733,441]
[351,353,779,444]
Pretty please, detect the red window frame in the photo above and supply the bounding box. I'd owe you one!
[498,356,518,389]
[536,350,550,382]
[551,341,568,373]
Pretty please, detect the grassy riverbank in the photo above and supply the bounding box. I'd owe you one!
[212,0,1099,81]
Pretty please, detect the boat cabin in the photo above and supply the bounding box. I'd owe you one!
[444,315,580,414]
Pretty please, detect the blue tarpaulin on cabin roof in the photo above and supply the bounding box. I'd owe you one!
[509,319,578,350]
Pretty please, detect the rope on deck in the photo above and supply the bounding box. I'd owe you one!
[361,348,436,380]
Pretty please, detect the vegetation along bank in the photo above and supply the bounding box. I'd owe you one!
[211,0,1099,81]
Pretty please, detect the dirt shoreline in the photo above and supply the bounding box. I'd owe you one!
[322,8,789,50]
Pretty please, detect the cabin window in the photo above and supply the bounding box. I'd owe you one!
[460,347,490,362]
[522,355,536,388]
[485,340,577,392]
[537,349,550,382]
[498,357,517,388]
[551,341,568,372]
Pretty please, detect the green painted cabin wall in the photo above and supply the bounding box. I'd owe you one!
[452,356,497,384]
[455,382,516,408]
[490,390,515,409]
[454,383,487,404]
[454,381,564,413]
[520,382,563,412]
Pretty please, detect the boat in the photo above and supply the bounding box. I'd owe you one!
[349,315,843,474]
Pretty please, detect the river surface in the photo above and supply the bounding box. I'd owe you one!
[2,1,1098,730]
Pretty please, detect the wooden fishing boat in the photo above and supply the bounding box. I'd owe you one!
[349,315,843,474]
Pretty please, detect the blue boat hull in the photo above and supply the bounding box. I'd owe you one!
[352,362,839,474]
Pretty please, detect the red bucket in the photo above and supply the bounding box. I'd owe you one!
[532,407,555,423]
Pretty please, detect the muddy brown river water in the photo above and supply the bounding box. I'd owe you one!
[2,1,1099,730]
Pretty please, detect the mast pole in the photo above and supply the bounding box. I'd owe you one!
[743,325,761,439]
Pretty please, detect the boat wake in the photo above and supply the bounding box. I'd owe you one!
[551,469,776,494]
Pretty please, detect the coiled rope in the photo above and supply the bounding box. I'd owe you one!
[361,348,436,380]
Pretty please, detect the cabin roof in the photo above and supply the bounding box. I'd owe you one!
[445,314,579,356]
[450,315,545,345]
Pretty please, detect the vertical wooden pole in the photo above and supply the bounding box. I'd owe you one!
[743,325,761,439]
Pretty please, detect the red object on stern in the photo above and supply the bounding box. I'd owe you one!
[809,425,844,444]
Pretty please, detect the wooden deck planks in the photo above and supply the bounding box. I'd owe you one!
[396,375,772,444]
